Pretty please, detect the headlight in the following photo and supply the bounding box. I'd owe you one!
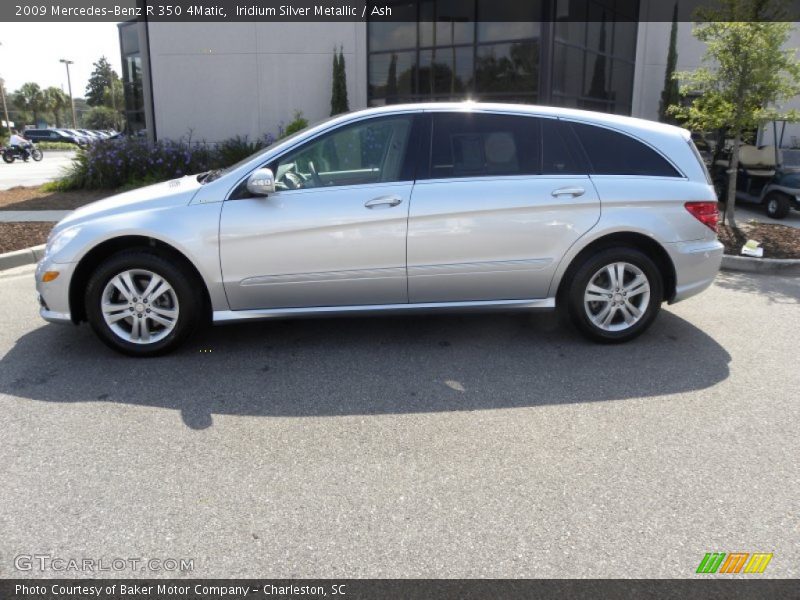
[45,227,80,258]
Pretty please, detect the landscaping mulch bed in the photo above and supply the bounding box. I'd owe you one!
[0,186,109,210]
[0,222,54,254]
[718,222,800,259]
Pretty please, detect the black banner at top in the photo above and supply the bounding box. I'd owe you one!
[2,0,800,22]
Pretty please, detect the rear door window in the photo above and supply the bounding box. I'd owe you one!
[542,119,585,175]
[570,122,680,177]
[428,112,541,179]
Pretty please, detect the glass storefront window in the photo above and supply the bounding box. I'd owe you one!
[419,47,474,95]
[367,0,637,114]
[475,42,539,95]
[369,51,417,100]
[369,21,417,52]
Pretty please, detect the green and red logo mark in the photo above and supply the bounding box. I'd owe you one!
[696,552,773,574]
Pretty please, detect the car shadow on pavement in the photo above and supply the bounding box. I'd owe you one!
[0,310,731,429]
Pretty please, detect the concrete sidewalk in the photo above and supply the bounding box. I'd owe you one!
[0,210,70,222]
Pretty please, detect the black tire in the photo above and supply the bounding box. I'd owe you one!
[85,251,201,356]
[31,147,43,161]
[764,192,791,219]
[2,151,14,164]
[565,247,663,344]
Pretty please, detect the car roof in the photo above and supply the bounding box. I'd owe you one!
[349,101,689,139]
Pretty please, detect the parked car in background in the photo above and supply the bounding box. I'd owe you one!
[58,129,91,146]
[35,103,723,356]
[77,129,105,141]
[23,128,83,147]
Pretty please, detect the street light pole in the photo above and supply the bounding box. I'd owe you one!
[0,42,11,134]
[60,58,77,128]
[0,79,10,134]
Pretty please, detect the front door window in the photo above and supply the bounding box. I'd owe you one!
[272,116,414,190]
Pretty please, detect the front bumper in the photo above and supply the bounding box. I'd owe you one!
[665,238,724,303]
[35,256,77,324]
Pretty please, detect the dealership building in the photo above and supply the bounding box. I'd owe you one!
[118,1,800,146]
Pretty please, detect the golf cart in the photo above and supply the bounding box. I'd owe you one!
[711,120,800,219]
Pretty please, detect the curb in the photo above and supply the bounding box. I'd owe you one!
[0,244,45,271]
[721,254,800,274]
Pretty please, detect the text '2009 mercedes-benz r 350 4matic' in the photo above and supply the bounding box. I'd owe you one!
[36,103,723,356]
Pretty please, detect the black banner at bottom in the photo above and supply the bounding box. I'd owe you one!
[1,579,799,600]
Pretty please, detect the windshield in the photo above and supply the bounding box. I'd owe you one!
[199,114,341,184]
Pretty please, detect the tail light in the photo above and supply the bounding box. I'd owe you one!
[684,201,719,232]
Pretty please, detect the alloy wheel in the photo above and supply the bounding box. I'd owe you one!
[100,269,180,344]
[583,261,651,332]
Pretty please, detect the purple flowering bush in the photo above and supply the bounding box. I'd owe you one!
[58,133,275,190]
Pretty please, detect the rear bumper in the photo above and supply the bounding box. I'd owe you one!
[665,238,724,303]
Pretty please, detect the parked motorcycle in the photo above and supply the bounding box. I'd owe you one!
[2,143,43,163]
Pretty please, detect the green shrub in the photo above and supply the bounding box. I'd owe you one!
[215,134,274,167]
[53,132,276,191]
[281,111,308,139]
[41,179,75,192]
[37,142,77,151]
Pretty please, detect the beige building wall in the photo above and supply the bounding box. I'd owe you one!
[146,22,367,143]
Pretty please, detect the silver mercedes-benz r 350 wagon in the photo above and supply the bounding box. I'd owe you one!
[36,103,723,356]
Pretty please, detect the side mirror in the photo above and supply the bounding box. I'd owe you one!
[246,168,276,196]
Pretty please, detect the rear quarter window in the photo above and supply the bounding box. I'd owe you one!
[570,122,681,177]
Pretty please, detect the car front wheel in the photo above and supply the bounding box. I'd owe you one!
[566,248,663,343]
[85,251,200,356]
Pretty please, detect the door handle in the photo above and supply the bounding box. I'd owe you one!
[551,186,585,198]
[365,195,403,209]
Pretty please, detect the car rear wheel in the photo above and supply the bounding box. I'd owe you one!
[764,192,791,219]
[566,248,663,343]
[85,251,200,356]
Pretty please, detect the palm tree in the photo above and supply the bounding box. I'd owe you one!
[44,87,69,127]
[13,82,46,127]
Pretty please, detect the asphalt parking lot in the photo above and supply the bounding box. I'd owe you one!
[0,150,76,190]
[0,265,798,578]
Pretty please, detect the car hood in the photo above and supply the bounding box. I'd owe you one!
[55,176,203,232]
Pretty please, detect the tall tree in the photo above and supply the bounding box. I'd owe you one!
[85,56,120,107]
[669,0,800,228]
[13,82,45,126]
[659,3,680,123]
[103,78,124,113]
[330,49,340,116]
[330,46,349,115]
[84,106,121,130]
[338,46,349,113]
[43,86,69,127]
